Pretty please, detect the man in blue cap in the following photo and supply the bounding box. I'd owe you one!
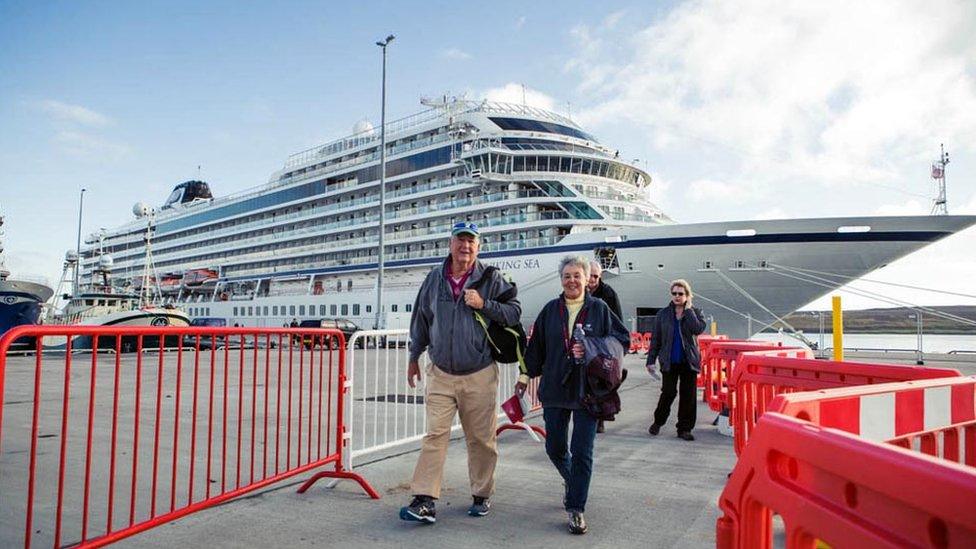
[400,221,522,524]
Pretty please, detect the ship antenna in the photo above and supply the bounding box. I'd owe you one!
[930,143,949,215]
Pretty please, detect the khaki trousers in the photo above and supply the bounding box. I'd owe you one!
[410,362,499,499]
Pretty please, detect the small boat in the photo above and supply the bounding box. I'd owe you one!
[0,208,54,345]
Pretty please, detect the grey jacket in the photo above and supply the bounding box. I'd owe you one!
[645,303,707,373]
[409,257,522,375]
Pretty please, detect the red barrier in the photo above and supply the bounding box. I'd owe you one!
[641,332,652,354]
[729,352,961,455]
[718,376,976,548]
[0,325,378,549]
[696,335,733,387]
[702,341,802,413]
[628,332,641,354]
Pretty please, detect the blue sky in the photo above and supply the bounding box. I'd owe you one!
[2,0,975,311]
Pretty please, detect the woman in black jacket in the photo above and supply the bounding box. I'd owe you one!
[517,255,630,535]
[645,279,706,441]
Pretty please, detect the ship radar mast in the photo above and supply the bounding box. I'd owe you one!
[930,143,949,215]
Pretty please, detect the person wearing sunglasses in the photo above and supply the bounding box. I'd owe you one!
[645,279,706,441]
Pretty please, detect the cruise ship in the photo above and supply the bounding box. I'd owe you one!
[78,99,976,339]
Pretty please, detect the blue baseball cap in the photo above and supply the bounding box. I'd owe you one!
[451,221,479,237]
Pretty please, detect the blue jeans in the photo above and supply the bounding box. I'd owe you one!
[543,407,598,513]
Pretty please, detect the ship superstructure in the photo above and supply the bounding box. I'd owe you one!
[77,99,976,338]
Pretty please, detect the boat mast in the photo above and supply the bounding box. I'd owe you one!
[930,143,949,215]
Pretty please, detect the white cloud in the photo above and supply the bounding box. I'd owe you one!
[566,0,976,194]
[481,83,558,111]
[440,48,472,61]
[753,207,789,220]
[685,178,739,203]
[874,199,929,217]
[33,98,129,159]
[37,99,111,127]
[515,16,526,30]
[54,130,130,159]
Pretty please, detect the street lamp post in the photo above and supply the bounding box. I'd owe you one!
[74,188,87,296]
[374,34,394,330]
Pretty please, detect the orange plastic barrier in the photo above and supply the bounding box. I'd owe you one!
[729,352,961,455]
[718,376,976,548]
[628,332,642,354]
[702,341,803,413]
[641,332,652,353]
[696,335,733,387]
[0,325,378,549]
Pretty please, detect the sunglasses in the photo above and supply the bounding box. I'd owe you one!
[671,292,686,296]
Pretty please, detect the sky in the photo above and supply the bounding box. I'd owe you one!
[1,0,975,313]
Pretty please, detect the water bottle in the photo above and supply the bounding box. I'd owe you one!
[573,323,586,366]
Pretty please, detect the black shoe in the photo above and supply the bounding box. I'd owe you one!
[568,511,588,535]
[677,431,695,441]
[399,496,436,524]
[596,420,605,434]
[648,424,660,436]
[468,496,491,517]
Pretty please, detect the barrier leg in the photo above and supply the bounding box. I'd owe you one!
[496,422,546,441]
[297,466,381,499]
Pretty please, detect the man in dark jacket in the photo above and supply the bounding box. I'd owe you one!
[645,279,706,441]
[587,261,622,321]
[401,222,521,524]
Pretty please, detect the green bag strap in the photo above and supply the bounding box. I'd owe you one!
[473,310,527,375]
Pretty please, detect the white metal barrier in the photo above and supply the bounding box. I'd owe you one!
[340,329,523,473]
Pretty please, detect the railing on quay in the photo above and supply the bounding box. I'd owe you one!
[0,325,378,549]
[340,329,542,474]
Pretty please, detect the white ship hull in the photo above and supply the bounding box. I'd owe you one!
[182,215,975,339]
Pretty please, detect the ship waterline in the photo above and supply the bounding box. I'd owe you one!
[73,99,975,338]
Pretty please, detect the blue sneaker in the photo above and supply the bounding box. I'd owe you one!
[399,496,436,524]
[467,496,491,517]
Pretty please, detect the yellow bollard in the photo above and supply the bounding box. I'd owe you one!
[711,320,717,336]
[832,295,843,361]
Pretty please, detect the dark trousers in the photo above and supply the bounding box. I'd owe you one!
[543,407,598,513]
[652,361,698,433]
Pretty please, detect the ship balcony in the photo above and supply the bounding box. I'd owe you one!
[89,176,484,267]
[222,233,566,280]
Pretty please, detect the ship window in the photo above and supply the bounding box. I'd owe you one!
[392,304,399,312]
[206,307,210,315]
[247,307,253,316]
[406,303,412,313]
[289,306,296,315]
[341,304,348,315]
[330,304,337,315]
[299,305,307,316]
[347,280,353,291]
[353,304,360,315]
[263,306,269,315]
[702,261,713,269]
[320,305,327,315]
[758,259,769,268]
[234,307,239,315]
[273,306,278,315]
[366,305,372,313]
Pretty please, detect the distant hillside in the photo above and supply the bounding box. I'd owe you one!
[767,306,976,334]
